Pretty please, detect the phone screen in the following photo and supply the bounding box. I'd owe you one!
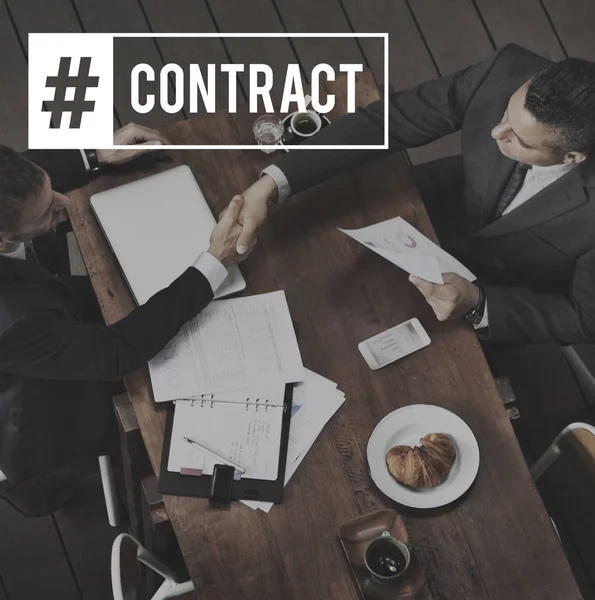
[359,319,430,369]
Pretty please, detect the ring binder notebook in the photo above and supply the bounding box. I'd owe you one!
[158,383,294,503]
[189,395,272,410]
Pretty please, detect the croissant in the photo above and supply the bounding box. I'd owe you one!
[386,433,456,489]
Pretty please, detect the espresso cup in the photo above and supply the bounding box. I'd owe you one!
[363,531,411,583]
[289,110,322,138]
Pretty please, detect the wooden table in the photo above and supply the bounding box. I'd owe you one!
[68,72,582,600]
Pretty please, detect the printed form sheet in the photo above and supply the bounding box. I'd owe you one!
[339,216,476,284]
[149,291,304,402]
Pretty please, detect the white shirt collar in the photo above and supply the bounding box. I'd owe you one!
[531,162,578,176]
[2,243,26,260]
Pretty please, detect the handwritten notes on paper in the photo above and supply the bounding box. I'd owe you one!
[168,389,285,481]
[149,291,304,402]
[241,369,346,512]
[339,217,476,284]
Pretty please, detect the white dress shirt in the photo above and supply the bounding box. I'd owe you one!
[80,149,91,172]
[262,161,579,330]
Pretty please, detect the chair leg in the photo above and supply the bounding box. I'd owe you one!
[98,455,121,527]
[531,444,562,481]
[562,346,595,405]
[152,579,195,600]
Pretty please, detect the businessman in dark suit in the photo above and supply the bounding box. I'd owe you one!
[230,44,595,345]
[0,124,247,515]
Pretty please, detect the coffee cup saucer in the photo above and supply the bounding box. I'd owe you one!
[280,111,331,146]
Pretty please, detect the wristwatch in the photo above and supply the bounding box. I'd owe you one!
[84,149,101,173]
[465,284,486,327]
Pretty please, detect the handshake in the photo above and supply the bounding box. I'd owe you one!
[207,176,279,266]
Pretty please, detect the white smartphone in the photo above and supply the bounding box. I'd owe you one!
[358,318,431,370]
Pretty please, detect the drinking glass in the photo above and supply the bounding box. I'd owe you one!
[252,115,284,153]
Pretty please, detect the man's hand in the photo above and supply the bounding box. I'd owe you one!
[97,123,170,166]
[208,196,251,266]
[409,273,480,322]
[234,175,278,255]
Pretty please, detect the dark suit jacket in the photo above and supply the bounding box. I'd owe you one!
[0,151,215,482]
[274,44,595,345]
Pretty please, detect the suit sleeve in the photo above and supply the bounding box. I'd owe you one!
[482,249,595,343]
[0,267,214,382]
[23,150,90,193]
[274,45,513,196]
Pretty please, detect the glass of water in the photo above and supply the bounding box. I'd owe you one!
[252,115,284,153]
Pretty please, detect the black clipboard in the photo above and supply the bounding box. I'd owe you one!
[158,383,294,503]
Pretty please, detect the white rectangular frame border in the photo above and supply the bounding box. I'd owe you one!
[108,32,389,151]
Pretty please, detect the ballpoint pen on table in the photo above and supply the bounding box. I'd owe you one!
[183,436,247,474]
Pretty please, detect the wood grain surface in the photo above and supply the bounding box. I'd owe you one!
[67,71,582,600]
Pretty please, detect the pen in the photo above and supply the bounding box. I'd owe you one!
[183,436,247,473]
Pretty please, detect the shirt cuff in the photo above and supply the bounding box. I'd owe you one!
[474,298,489,330]
[262,165,291,203]
[79,149,91,172]
[192,252,228,294]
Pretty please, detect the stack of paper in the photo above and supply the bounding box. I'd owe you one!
[149,291,305,401]
[242,368,346,513]
[151,290,306,484]
[339,216,476,284]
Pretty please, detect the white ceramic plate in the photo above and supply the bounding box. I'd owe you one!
[367,405,480,509]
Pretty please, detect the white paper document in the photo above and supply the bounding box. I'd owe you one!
[168,385,286,481]
[241,368,346,512]
[339,216,475,284]
[149,291,304,402]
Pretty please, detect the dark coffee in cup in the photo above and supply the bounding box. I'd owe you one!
[289,110,322,138]
[364,533,410,582]
[294,117,318,134]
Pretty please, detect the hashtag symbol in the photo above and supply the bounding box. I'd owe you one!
[43,57,100,129]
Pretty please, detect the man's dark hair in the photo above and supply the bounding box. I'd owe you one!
[0,145,45,232]
[525,57,595,155]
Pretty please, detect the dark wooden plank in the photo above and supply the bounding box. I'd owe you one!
[207,0,299,106]
[338,0,460,166]
[256,217,492,598]
[7,0,82,54]
[54,473,127,600]
[273,0,366,77]
[542,0,595,60]
[72,0,178,127]
[474,0,565,61]
[0,0,28,150]
[405,0,495,165]
[138,0,232,112]
[7,0,121,129]
[340,0,436,89]
[0,500,80,600]
[408,0,494,73]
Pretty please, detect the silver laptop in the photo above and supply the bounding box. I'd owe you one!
[90,165,246,305]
